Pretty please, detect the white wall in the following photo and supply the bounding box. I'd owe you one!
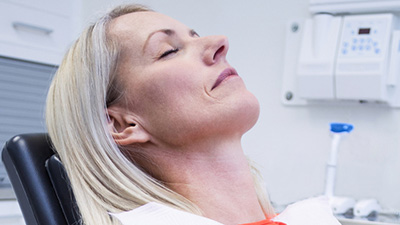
[0,201,25,225]
[80,0,400,210]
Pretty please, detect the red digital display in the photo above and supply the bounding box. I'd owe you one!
[358,28,371,35]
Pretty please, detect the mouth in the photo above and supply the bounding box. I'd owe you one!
[211,68,238,90]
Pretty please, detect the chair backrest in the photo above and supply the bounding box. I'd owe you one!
[1,133,80,225]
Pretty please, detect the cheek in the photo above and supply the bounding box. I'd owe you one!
[137,83,202,145]
[132,67,207,127]
[140,67,204,107]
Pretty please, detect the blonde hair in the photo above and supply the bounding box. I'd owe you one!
[46,4,274,225]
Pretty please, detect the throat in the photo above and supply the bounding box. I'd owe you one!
[135,138,266,224]
[163,154,266,224]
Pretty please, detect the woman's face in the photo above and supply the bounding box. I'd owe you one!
[109,12,260,147]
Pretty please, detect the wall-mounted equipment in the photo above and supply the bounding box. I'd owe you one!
[282,0,400,107]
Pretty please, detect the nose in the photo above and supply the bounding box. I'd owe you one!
[201,35,229,65]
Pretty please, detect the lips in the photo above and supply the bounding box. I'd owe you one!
[211,68,238,90]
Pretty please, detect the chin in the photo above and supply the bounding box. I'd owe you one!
[241,92,260,133]
[224,90,260,135]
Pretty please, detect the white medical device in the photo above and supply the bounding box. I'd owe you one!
[282,0,400,107]
[324,123,356,215]
[330,196,356,215]
[354,199,381,217]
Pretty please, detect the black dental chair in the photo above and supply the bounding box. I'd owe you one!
[1,133,81,225]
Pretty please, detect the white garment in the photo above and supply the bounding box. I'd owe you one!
[272,197,342,225]
[111,197,341,225]
[110,202,223,225]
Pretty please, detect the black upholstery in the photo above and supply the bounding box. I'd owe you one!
[1,133,80,225]
[46,155,80,225]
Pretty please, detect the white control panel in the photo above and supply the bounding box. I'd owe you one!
[339,15,390,59]
[336,14,394,101]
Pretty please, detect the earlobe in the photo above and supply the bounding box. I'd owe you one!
[107,107,150,146]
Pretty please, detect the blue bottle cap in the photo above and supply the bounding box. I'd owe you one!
[330,123,354,133]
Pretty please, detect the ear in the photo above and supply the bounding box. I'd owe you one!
[107,106,150,146]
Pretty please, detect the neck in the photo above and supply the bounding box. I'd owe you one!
[137,136,266,225]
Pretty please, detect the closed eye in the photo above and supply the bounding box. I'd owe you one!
[159,48,179,59]
[190,29,200,37]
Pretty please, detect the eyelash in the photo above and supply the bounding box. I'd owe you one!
[159,48,179,59]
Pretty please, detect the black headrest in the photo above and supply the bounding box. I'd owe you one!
[1,133,80,225]
[46,155,81,225]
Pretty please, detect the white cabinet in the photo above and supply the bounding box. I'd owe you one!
[3,0,74,16]
[0,0,78,65]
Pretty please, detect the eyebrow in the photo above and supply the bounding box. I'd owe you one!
[142,28,199,52]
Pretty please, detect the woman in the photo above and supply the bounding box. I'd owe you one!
[46,3,339,225]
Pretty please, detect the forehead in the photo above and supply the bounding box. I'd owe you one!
[109,11,187,47]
